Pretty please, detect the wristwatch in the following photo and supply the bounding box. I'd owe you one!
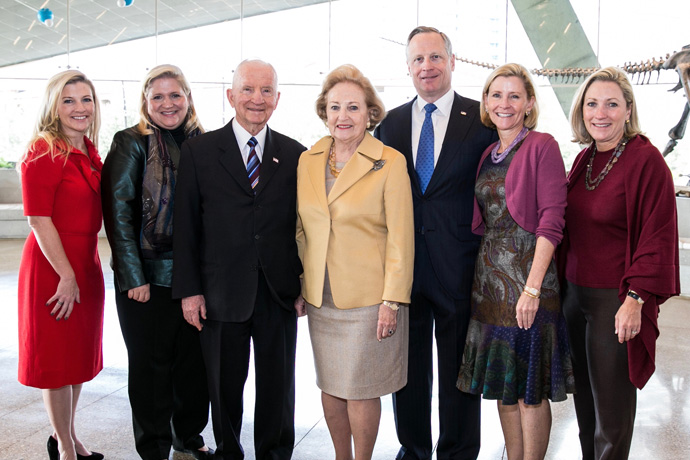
[627,290,644,305]
[383,300,400,311]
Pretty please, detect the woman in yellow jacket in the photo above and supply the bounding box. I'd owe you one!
[295,64,414,460]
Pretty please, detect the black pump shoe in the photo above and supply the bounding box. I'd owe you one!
[47,435,104,460]
[77,452,104,460]
[47,436,59,460]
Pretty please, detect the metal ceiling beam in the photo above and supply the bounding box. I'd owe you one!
[511,0,598,115]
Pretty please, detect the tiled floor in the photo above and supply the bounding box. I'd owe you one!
[0,238,688,460]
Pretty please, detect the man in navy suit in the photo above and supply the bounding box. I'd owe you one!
[173,59,305,460]
[375,27,497,460]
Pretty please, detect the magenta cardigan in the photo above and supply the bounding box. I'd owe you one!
[471,130,567,248]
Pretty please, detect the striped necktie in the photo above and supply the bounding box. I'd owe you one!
[247,136,260,189]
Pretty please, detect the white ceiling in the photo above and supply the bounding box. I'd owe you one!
[2,0,327,67]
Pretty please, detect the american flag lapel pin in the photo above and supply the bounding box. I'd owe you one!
[273,157,279,163]
[461,111,467,116]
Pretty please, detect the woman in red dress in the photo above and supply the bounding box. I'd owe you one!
[18,70,105,460]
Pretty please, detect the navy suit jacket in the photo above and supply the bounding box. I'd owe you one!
[375,92,498,299]
[172,121,306,322]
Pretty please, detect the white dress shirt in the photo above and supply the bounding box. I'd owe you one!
[232,118,267,166]
[411,88,455,167]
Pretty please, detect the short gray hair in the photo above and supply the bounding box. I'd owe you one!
[406,26,453,60]
[233,59,278,89]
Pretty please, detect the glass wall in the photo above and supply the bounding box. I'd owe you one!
[1,0,688,180]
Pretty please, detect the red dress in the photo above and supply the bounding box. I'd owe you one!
[18,138,105,389]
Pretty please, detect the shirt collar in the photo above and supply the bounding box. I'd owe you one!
[415,88,455,117]
[232,118,268,151]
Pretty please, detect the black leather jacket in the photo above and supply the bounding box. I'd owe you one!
[101,126,181,292]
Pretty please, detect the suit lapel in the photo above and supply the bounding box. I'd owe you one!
[217,124,254,195]
[426,93,476,193]
[397,100,420,195]
[328,133,382,204]
[305,137,330,213]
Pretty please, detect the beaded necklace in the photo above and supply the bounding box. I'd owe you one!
[491,126,529,164]
[328,142,342,178]
[585,137,628,191]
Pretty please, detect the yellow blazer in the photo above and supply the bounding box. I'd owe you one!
[296,132,414,309]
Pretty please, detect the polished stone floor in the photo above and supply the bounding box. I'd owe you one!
[0,238,688,460]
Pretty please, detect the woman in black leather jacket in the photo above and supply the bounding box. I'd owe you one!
[101,64,213,460]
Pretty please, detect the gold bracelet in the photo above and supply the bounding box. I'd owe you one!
[383,300,400,311]
[523,285,541,298]
[522,290,538,299]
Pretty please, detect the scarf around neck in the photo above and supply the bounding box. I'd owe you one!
[141,124,200,258]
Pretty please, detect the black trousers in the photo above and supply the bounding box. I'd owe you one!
[393,241,481,460]
[116,283,210,460]
[201,271,297,460]
[562,281,637,460]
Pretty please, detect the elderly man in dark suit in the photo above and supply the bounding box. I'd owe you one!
[375,27,498,460]
[172,59,305,460]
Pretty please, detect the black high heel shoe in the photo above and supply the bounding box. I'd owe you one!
[47,436,59,460]
[77,453,104,460]
[47,435,104,460]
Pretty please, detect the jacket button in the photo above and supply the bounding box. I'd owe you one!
[254,234,260,240]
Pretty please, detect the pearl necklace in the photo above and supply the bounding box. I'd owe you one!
[491,126,529,164]
[585,137,628,191]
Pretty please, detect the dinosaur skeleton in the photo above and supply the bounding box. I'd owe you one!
[457,46,690,155]
[661,46,690,156]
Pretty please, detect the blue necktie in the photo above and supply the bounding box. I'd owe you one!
[416,103,436,194]
[247,137,260,190]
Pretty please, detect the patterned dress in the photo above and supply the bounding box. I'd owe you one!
[456,146,574,405]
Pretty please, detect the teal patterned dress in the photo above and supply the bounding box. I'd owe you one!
[456,145,574,405]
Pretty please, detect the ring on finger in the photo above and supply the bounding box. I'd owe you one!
[57,301,64,305]
[388,329,394,335]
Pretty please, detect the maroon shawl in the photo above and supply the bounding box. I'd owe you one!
[566,135,680,389]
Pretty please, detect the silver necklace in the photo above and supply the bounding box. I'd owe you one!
[491,127,529,163]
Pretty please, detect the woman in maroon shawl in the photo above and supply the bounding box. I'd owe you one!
[562,66,680,460]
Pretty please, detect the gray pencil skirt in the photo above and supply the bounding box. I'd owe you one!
[306,286,408,400]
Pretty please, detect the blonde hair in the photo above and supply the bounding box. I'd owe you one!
[479,63,539,130]
[315,64,385,131]
[137,64,204,136]
[569,67,642,144]
[23,70,101,164]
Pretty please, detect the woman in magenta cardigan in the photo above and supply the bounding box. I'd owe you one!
[562,67,679,460]
[457,63,574,460]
